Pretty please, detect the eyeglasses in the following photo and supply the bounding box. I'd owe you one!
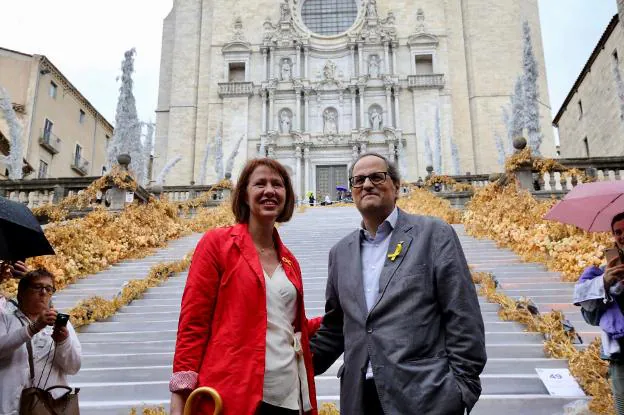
[28,284,55,295]
[349,172,389,188]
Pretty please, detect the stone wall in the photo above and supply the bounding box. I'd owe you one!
[556,15,624,158]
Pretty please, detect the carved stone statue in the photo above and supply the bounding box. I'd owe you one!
[281,59,292,81]
[369,55,380,78]
[370,108,382,130]
[279,110,292,134]
[367,0,378,18]
[416,8,425,33]
[280,1,291,21]
[323,60,337,80]
[324,109,338,135]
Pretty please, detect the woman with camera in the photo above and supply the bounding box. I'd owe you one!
[0,269,81,414]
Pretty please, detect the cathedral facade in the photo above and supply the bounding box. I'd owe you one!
[155,0,554,199]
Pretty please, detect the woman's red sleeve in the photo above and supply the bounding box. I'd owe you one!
[169,232,221,392]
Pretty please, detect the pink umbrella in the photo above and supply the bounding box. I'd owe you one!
[543,181,624,232]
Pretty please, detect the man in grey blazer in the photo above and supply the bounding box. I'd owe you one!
[310,153,486,414]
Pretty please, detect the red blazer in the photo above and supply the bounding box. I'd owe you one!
[171,223,319,415]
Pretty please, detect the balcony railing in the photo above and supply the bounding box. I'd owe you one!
[39,130,62,155]
[218,82,254,98]
[70,156,90,176]
[408,74,445,89]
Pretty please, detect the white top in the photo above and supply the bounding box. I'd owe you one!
[0,302,82,415]
[263,264,311,411]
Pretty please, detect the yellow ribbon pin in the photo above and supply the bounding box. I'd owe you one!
[387,241,404,261]
[282,257,293,267]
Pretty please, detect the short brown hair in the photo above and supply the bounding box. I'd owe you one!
[231,158,295,223]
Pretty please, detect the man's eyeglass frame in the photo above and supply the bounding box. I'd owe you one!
[349,172,390,188]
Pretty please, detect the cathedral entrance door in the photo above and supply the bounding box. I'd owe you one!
[316,165,348,202]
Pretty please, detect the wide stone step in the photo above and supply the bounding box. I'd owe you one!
[81,352,173,368]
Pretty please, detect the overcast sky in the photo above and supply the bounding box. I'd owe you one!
[0,0,618,130]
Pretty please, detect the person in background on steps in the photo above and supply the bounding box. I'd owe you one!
[0,269,81,415]
[310,152,486,415]
[574,212,624,415]
[169,158,322,415]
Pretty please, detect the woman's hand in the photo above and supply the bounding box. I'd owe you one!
[170,392,188,415]
[604,256,624,290]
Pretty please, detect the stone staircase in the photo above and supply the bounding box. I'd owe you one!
[67,207,588,414]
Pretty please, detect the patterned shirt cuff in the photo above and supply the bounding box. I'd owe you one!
[169,371,198,392]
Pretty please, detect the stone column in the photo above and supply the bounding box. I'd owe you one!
[304,147,311,195]
[304,90,310,132]
[297,45,303,78]
[261,90,268,133]
[262,49,268,80]
[304,47,309,79]
[393,86,401,130]
[392,42,398,75]
[269,47,275,79]
[384,42,390,74]
[350,45,356,77]
[295,146,302,199]
[385,86,393,128]
[269,90,275,131]
[358,45,363,76]
[350,86,357,129]
[295,88,302,131]
[359,85,366,128]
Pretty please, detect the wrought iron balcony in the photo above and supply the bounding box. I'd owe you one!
[407,74,445,89]
[218,82,254,98]
[39,130,62,155]
[70,156,90,176]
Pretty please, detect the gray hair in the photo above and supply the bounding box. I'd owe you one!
[349,152,401,186]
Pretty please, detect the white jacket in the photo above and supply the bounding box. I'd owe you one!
[0,302,81,415]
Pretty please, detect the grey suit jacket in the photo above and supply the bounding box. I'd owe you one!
[310,209,487,414]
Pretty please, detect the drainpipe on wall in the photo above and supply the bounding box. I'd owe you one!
[25,56,44,163]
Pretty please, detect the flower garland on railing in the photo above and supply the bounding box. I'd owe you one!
[423,175,473,192]
[32,166,138,222]
[472,271,613,414]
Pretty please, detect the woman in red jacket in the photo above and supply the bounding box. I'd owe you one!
[170,158,320,415]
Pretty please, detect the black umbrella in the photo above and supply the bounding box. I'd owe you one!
[0,196,55,261]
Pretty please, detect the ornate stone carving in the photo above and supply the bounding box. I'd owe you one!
[323,108,339,135]
[279,109,292,134]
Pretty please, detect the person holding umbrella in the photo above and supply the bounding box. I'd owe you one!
[545,181,624,414]
[0,196,55,309]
